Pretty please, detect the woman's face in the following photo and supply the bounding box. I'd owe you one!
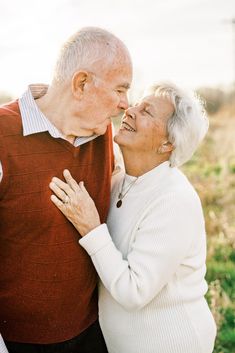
[114,95,174,153]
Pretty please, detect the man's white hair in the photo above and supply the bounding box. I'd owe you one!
[148,82,209,167]
[53,27,131,83]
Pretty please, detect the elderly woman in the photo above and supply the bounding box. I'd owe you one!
[49,82,216,353]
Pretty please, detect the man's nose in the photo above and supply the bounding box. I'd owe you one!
[118,94,129,110]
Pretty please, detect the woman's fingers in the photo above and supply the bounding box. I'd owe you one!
[50,194,72,218]
[51,194,64,208]
[50,178,101,237]
[79,181,90,196]
[63,170,79,192]
[49,181,69,202]
[51,176,74,198]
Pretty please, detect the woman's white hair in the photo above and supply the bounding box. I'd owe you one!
[53,27,131,83]
[148,82,209,167]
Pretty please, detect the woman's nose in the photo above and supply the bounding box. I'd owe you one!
[125,106,136,119]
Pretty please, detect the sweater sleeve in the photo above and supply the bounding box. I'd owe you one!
[79,189,205,311]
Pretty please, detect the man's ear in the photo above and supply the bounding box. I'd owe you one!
[157,141,174,154]
[71,71,90,98]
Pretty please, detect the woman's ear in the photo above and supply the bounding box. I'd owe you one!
[157,141,174,154]
[71,71,90,98]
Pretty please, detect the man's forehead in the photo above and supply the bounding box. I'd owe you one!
[104,62,132,82]
[104,72,131,90]
[97,69,131,89]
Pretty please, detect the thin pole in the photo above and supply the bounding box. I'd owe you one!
[232,18,235,86]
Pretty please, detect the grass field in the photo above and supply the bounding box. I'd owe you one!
[182,105,235,353]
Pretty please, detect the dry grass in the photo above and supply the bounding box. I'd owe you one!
[182,106,235,251]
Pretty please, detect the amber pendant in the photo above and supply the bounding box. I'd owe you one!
[116,199,122,208]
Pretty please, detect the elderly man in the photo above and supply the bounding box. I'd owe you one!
[0,27,132,353]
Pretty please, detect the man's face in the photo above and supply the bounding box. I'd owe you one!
[76,62,132,136]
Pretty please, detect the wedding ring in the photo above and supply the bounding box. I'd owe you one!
[64,195,69,204]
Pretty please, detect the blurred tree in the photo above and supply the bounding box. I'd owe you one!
[197,86,235,115]
[197,87,225,114]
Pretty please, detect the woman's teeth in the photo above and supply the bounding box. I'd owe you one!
[122,122,135,132]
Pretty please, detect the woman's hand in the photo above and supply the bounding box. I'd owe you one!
[49,169,101,236]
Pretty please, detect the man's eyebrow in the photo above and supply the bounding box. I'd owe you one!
[117,83,131,89]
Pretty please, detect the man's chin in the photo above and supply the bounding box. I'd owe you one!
[95,121,114,136]
[94,127,108,136]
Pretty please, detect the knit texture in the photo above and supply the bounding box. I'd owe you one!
[80,162,216,353]
[0,101,114,343]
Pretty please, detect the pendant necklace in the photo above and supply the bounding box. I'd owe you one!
[116,176,139,208]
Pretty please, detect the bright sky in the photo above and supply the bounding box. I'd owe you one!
[0,0,234,98]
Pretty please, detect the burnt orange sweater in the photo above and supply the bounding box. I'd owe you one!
[0,101,114,343]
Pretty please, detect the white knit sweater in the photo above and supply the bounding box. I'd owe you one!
[79,162,216,353]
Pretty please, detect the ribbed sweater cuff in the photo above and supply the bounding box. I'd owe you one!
[79,224,112,256]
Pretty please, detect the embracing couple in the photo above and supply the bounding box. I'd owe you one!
[0,27,216,353]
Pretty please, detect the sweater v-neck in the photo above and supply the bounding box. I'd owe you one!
[55,136,81,153]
